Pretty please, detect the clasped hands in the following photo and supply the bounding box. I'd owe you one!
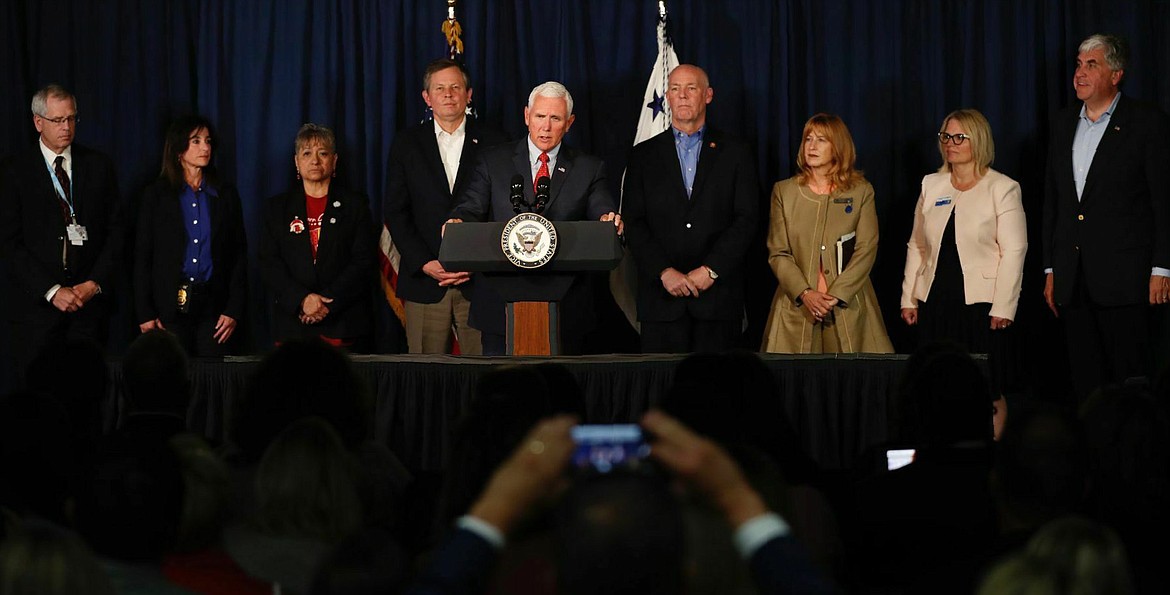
[300,293,333,325]
[801,289,838,322]
[50,280,100,313]
[661,266,714,297]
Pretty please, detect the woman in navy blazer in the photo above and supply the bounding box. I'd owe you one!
[900,109,1028,401]
[258,124,376,351]
[135,115,247,357]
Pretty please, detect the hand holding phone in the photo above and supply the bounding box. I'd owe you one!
[570,424,652,474]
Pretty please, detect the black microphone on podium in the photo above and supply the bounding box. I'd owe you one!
[534,176,550,213]
[509,174,525,213]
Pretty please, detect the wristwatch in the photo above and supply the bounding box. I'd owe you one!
[703,266,718,280]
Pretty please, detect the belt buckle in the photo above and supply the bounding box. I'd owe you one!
[177,282,190,314]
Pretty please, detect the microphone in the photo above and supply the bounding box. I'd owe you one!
[509,174,525,214]
[534,176,550,213]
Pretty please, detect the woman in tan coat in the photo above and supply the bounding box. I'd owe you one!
[762,114,893,353]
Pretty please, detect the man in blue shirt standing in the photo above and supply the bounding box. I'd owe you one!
[1042,34,1170,400]
[622,64,759,353]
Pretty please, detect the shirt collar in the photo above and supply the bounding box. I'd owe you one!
[39,138,72,167]
[1079,91,1122,122]
[434,115,467,138]
[527,136,562,166]
[672,125,705,141]
[182,180,218,197]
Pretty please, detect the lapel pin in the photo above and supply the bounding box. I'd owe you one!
[708,142,716,148]
[1113,126,1121,131]
[472,138,479,144]
[332,200,341,208]
[289,217,305,234]
[557,167,565,173]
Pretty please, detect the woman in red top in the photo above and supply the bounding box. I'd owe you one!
[258,124,377,351]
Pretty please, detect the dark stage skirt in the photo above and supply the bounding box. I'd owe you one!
[916,213,1021,396]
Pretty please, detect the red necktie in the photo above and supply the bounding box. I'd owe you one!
[534,151,550,194]
[53,155,72,222]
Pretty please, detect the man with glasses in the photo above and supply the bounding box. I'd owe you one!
[1042,34,1170,400]
[0,84,125,385]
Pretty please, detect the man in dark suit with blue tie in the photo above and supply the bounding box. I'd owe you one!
[447,81,623,355]
[622,64,759,353]
[0,84,125,383]
[1042,34,1170,400]
[384,59,508,354]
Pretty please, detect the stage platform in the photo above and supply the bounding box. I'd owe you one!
[106,353,910,472]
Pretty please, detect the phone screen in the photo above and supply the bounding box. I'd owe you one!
[570,424,651,473]
[886,448,916,471]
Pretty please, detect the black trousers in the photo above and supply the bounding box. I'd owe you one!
[1062,275,1150,402]
[7,296,110,388]
[640,315,741,354]
[161,288,235,358]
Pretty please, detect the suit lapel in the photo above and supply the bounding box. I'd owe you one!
[285,191,315,268]
[547,147,572,212]
[453,120,480,196]
[315,191,345,266]
[420,125,453,198]
[691,128,721,201]
[1081,97,1127,204]
[28,149,62,218]
[653,131,689,203]
[207,185,224,244]
[159,186,186,268]
[67,150,85,221]
[512,140,535,206]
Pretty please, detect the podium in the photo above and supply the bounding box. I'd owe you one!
[439,220,622,355]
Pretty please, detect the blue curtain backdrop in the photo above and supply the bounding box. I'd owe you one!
[2,1,1168,397]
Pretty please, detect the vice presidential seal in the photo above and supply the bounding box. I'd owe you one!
[501,213,557,269]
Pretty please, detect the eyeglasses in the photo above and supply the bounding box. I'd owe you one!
[937,132,970,145]
[38,114,79,126]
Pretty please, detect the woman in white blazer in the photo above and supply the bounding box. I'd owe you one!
[900,109,1027,402]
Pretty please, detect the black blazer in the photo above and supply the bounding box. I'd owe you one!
[622,128,759,322]
[258,186,377,342]
[134,177,248,324]
[449,139,616,337]
[0,143,125,321]
[383,119,508,304]
[1043,95,1170,307]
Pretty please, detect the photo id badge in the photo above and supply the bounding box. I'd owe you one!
[67,223,88,246]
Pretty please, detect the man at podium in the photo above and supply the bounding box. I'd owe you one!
[447,81,622,355]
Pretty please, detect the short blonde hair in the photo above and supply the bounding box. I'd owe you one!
[795,113,865,191]
[937,109,995,176]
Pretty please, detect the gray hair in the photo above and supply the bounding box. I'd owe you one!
[527,81,574,116]
[1078,34,1128,72]
[294,123,336,154]
[30,84,76,117]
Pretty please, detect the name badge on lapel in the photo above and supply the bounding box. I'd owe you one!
[934,197,952,207]
[833,197,854,214]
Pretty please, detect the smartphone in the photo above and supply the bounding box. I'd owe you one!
[570,424,651,473]
[885,448,916,471]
